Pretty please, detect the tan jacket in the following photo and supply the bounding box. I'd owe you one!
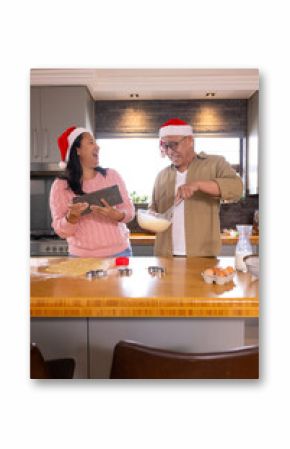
[150,152,243,257]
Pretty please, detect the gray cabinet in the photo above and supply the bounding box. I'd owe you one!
[31,86,95,168]
[132,244,154,256]
[88,318,247,379]
[30,87,42,163]
[31,318,88,379]
[30,317,257,379]
[132,243,259,257]
[220,243,258,256]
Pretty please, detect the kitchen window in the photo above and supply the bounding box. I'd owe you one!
[98,137,242,201]
[98,138,167,201]
[195,137,241,174]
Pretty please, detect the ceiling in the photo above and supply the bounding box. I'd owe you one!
[30,68,259,100]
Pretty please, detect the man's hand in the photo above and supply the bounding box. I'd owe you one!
[176,180,221,202]
[176,181,200,202]
[90,198,125,222]
[66,202,89,224]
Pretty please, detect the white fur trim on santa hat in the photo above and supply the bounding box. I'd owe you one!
[66,127,92,162]
[58,160,67,169]
[159,125,193,138]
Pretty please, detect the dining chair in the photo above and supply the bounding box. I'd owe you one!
[110,340,259,379]
[30,343,76,379]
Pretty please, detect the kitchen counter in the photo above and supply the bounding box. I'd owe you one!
[129,233,259,246]
[31,256,258,318]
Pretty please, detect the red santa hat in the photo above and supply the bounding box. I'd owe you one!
[57,126,92,169]
[159,118,193,139]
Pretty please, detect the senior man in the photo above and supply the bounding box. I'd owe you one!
[149,118,243,257]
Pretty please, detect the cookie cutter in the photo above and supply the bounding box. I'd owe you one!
[86,269,107,279]
[147,266,165,277]
[118,268,133,277]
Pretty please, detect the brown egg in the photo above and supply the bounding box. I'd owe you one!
[204,268,214,276]
[216,267,228,277]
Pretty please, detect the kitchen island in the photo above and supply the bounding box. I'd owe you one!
[30,256,259,378]
[31,256,258,318]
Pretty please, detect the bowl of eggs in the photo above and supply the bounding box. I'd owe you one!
[201,266,235,285]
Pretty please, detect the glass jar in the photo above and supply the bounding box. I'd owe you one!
[235,225,253,272]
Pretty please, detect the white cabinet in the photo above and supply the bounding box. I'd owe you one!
[31,86,95,168]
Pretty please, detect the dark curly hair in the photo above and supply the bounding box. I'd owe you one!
[59,133,107,195]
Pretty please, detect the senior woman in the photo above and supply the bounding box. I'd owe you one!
[49,126,135,257]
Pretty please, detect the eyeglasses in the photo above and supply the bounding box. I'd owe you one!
[160,136,187,152]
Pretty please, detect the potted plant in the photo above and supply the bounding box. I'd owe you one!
[130,191,149,207]
[129,191,149,233]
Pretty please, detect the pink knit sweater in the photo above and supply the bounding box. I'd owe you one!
[49,169,135,257]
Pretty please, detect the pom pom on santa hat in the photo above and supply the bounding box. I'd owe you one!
[57,126,90,169]
[159,118,193,139]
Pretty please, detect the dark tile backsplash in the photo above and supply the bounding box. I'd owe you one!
[128,204,149,233]
[220,195,259,230]
[128,196,259,233]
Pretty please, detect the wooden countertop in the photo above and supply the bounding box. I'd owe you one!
[130,233,259,246]
[31,257,258,318]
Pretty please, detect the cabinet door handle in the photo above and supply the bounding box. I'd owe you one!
[44,128,49,159]
[33,128,39,158]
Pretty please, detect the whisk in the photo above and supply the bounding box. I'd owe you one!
[158,199,183,221]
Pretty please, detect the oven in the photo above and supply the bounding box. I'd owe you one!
[31,234,69,256]
[31,175,68,256]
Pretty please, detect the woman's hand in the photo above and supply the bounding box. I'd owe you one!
[90,199,125,222]
[176,181,200,202]
[66,202,89,224]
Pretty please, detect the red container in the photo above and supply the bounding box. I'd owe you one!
[115,257,130,266]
